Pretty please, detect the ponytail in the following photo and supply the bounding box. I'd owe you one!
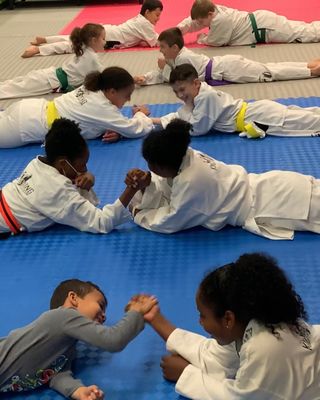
[142,118,191,171]
[70,23,104,57]
[84,67,134,92]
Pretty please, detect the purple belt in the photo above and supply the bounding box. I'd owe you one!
[205,59,231,86]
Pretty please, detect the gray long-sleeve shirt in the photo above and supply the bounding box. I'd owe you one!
[0,307,144,397]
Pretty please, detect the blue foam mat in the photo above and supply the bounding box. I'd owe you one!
[1,97,320,400]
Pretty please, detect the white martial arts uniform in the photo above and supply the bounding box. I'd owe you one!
[0,47,103,100]
[0,86,153,148]
[177,5,320,46]
[37,14,159,56]
[159,82,320,137]
[0,157,131,234]
[133,148,320,240]
[142,46,312,85]
[166,320,320,399]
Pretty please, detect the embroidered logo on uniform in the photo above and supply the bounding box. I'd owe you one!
[0,355,68,392]
[243,327,253,343]
[75,87,88,105]
[17,171,34,195]
[198,153,217,170]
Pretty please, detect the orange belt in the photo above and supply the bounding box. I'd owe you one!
[0,190,22,235]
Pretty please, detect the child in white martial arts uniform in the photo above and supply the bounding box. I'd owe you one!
[144,252,320,399]
[177,0,320,46]
[0,118,151,238]
[130,119,320,240]
[150,64,320,139]
[134,28,320,86]
[0,66,153,148]
[22,0,163,58]
[0,24,105,100]
[0,278,157,398]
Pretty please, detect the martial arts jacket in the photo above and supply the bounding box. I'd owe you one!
[104,14,159,47]
[0,157,131,233]
[133,148,313,240]
[167,319,320,399]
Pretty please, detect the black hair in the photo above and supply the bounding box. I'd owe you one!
[169,63,198,85]
[84,66,134,92]
[50,279,107,309]
[45,118,87,164]
[191,0,216,20]
[142,119,191,172]
[70,23,104,57]
[140,0,163,15]
[158,27,184,49]
[199,253,308,334]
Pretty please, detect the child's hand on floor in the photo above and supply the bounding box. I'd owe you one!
[139,40,149,47]
[161,354,190,382]
[134,75,147,85]
[75,172,95,191]
[102,130,122,143]
[72,385,104,400]
[125,294,158,316]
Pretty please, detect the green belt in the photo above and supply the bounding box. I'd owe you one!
[248,13,266,44]
[55,67,74,93]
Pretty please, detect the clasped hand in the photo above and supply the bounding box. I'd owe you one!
[125,169,151,191]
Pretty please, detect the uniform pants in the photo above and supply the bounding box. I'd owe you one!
[257,178,320,233]
[39,35,73,56]
[0,105,25,148]
[255,10,320,43]
[0,68,58,99]
[214,54,311,83]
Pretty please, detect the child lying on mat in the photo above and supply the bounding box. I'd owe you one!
[0,23,105,100]
[134,27,320,86]
[144,253,320,399]
[0,278,157,399]
[130,119,320,240]
[149,64,320,139]
[0,67,153,148]
[177,0,320,46]
[22,0,163,58]
[0,118,151,238]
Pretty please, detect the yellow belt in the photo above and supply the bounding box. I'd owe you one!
[235,102,261,139]
[46,101,60,129]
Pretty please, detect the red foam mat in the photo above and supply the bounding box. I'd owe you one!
[59,0,320,49]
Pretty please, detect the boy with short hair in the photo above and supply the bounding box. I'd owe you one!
[22,0,163,57]
[151,63,320,138]
[0,279,157,399]
[134,27,320,86]
[177,0,320,46]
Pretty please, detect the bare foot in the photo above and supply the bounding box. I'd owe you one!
[30,36,46,45]
[21,45,40,58]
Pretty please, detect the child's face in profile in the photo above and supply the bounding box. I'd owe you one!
[77,289,107,324]
[196,12,214,27]
[105,84,135,109]
[90,30,106,52]
[159,41,179,61]
[171,79,201,106]
[196,291,232,346]
[144,8,162,25]
[60,148,89,182]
